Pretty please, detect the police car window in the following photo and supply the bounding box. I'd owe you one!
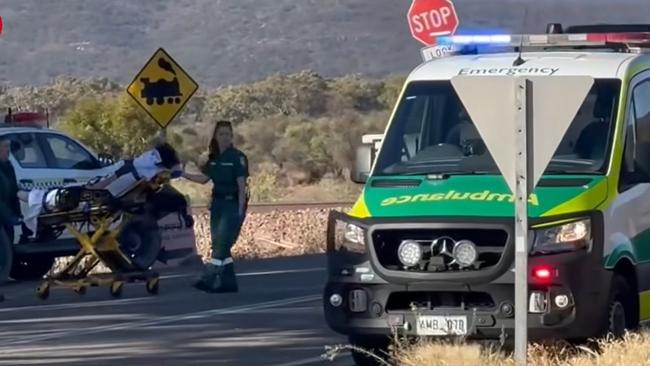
[43,134,98,170]
[373,79,621,176]
[7,133,48,169]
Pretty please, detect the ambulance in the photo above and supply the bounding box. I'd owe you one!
[324,24,650,365]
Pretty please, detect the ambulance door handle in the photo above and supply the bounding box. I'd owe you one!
[19,179,33,184]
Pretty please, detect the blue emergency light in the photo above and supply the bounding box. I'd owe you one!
[437,34,512,45]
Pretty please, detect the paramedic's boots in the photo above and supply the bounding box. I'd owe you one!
[193,263,238,293]
[215,263,238,293]
[193,263,217,292]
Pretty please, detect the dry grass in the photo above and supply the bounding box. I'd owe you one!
[387,331,650,366]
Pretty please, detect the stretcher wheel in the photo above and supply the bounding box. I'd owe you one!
[74,285,87,295]
[110,281,124,297]
[146,277,159,295]
[36,283,50,300]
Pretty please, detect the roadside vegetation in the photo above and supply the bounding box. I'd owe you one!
[322,331,650,366]
[0,71,404,204]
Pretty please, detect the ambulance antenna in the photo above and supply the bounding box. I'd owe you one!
[513,6,529,66]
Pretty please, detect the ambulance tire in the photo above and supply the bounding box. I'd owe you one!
[118,216,162,271]
[348,335,390,366]
[603,274,636,339]
[0,229,12,285]
[10,256,55,281]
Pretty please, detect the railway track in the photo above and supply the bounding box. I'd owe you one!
[190,201,355,213]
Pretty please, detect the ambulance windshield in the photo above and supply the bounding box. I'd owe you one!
[373,79,621,176]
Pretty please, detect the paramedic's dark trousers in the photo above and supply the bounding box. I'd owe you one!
[195,198,242,292]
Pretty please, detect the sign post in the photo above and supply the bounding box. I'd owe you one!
[407,0,459,46]
[451,74,594,365]
[126,47,199,130]
[513,78,532,365]
[125,48,200,269]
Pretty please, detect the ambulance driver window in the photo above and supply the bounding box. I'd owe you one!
[632,79,650,146]
[372,79,621,177]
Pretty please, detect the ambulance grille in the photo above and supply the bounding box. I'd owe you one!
[370,228,508,273]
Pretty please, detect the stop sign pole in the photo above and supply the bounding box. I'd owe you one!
[407,0,460,46]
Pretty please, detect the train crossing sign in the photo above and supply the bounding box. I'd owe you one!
[127,48,198,129]
[407,0,459,46]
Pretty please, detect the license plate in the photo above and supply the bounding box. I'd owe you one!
[415,315,467,336]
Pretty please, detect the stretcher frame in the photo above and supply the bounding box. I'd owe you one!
[34,173,171,300]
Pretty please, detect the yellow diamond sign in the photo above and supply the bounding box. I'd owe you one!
[127,48,198,128]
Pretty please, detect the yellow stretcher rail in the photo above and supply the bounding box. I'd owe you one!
[33,173,173,300]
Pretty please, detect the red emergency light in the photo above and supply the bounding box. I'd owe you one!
[532,265,556,283]
[4,110,49,128]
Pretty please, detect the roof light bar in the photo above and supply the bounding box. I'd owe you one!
[436,32,650,48]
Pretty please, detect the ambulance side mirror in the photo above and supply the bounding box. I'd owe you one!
[351,144,373,184]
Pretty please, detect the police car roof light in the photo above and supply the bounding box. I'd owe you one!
[3,111,48,128]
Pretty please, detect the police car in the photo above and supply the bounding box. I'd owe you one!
[325,23,650,365]
[0,110,197,282]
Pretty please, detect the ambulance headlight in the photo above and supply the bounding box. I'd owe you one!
[531,218,591,254]
[332,220,366,254]
[452,240,478,267]
[398,240,423,267]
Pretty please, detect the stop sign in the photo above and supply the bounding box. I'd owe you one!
[407,0,459,46]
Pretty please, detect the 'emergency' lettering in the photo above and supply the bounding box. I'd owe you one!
[458,67,559,76]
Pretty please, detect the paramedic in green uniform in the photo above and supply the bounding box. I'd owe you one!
[182,120,249,293]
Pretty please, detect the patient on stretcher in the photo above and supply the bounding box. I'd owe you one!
[17,142,193,238]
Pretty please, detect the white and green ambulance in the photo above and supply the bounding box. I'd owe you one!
[324,24,650,365]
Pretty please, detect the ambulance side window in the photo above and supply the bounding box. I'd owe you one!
[621,79,650,190]
[633,81,650,144]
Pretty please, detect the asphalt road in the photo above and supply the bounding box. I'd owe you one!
[0,254,355,366]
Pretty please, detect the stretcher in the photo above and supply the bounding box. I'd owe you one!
[23,145,188,300]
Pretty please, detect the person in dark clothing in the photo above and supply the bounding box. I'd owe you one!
[0,137,22,244]
[0,136,20,293]
[182,120,250,293]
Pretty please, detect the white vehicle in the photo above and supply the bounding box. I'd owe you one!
[0,111,197,281]
[325,23,650,365]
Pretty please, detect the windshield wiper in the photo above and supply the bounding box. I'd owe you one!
[544,169,599,175]
[388,170,495,177]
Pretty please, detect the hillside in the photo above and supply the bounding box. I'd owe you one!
[0,0,649,87]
